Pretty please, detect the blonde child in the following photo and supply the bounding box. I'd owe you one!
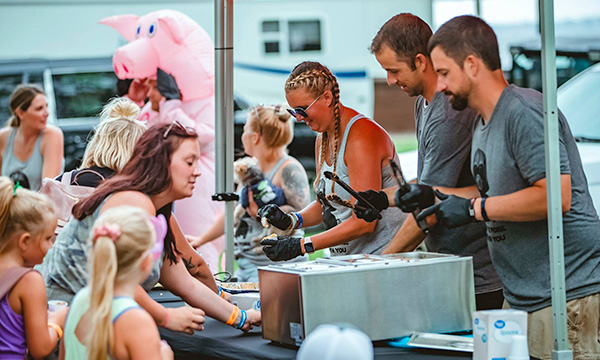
[0,176,65,359]
[61,206,174,360]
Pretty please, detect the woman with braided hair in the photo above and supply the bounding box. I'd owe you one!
[259,61,407,261]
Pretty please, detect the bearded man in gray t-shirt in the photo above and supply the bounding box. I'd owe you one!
[354,13,503,310]
[418,15,600,360]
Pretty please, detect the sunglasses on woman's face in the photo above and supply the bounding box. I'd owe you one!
[163,120,196,139]
[287,93,322,119]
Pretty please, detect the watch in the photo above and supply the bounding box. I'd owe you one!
[303,237,315,254]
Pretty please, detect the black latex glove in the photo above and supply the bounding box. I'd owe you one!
[257,204,291,230]
[353,190,388,223]
[394,184,435,213]
[260,236,303,261]
[157,68,181,100]
[416,190,473,229]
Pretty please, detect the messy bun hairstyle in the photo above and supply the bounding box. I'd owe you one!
[81,98,146,171]
[248,104,294,148]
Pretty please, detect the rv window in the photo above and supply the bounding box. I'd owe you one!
[262,21,279,33]
[264,41,280,54]
[288,20,321,52]
[52,72,117,120]
[0,74,24,124]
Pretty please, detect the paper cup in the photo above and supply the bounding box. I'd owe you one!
[48,300,68,312]
[508,335,529,360]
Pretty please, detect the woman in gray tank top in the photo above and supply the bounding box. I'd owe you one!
[0,84,63,191]
[258,61,407,261]
[189,104,311,281]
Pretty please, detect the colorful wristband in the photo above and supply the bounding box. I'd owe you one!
[237,310,248,329]
[226,306,240,326]
[218,286,226,299]
[48,322,63,339]
[481,197,490,222]
[161,308,170,328]
[294,212,303,229]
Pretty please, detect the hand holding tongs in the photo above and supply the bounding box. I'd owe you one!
[388,158,429,232]
[323,171,382,220]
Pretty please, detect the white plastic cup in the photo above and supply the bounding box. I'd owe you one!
[508,335,529,360]
[48,300,68,312]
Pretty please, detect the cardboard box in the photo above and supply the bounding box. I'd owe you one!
[473,309,527,360]
[231,292,261,311]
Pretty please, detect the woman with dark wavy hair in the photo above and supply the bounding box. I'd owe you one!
[40,122,261,334]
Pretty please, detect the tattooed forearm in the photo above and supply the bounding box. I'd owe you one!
[281,162,310,211]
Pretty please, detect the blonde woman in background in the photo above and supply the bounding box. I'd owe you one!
[189,104,310,282]
[56,97,146,187]
[0,84,63,190]
[61,206,173,360]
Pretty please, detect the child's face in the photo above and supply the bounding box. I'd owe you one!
[23,215,57,267]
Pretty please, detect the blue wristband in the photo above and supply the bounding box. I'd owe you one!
[218,287,223,297]
[481,197,490,222]
[237,310,247,329]
[294,212,303,229]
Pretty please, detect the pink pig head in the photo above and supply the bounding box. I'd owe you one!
[100,9,214,100]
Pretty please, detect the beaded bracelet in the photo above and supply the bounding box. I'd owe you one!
[294,212,303,229]
[237,310,248,330]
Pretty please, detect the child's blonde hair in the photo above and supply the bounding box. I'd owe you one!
[87,206,155,360]
[0,177,55,254]
[81,98,146,172]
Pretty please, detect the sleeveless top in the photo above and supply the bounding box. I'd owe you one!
[0,267,36,360]
[39,197,163,303]
[317,114,407,256]
[2,128,44,191]
[234,155,307,266]
[64,287,140,360]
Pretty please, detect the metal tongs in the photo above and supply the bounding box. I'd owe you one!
[388,158,429,232]
[323,171,382,220]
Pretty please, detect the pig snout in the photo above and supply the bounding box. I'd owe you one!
[112,38,159,79]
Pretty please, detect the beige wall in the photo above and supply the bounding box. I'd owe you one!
[373,78,417,133]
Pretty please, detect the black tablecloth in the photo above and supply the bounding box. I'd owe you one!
[150,289,472,360]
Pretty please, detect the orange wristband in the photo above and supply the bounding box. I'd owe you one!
[48,322,63,339]
[226,306,240,326]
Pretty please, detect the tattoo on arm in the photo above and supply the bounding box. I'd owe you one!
[281,163,310,211]
[182,256,196,271]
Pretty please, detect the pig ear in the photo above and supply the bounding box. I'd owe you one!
[157,16,184,44]
[99,14,140,42]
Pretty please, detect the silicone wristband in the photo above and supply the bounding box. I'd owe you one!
[294,213,303,229]
[161,308,170,328]
[218,287,226,298]
[481,197,491,222]
[226,306,240,326]
[48,322,63,339]
[237,310,248,329]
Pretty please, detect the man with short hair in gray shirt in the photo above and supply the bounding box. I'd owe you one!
[417,15,600,360]
[354,13,503,310]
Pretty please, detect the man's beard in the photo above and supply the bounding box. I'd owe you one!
[446,91,469,111]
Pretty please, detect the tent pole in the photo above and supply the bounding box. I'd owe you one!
[215,0,235,274]
[538,0,572,358]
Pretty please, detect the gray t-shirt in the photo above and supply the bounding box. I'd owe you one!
[415,92,502,294]
[471,84,600,312]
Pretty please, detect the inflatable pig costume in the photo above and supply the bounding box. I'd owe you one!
[100,10,224,271]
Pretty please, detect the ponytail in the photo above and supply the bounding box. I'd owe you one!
[88,236,117,360]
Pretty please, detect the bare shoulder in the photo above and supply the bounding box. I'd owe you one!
[114,308,161,356]
[41,125,64,148]
[347,117,392,153]
[102,191,156,215]
[281,157,308,176]
[13,270,45,297]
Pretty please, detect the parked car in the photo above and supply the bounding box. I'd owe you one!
[557,62,600,210]
[0,57,317,175]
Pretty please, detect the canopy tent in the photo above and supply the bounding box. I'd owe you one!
[213,1,572,357]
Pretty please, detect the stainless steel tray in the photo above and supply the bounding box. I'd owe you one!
[407,333,473,353]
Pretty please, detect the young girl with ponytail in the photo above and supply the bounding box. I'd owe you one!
[62,206,173,360]
[0,177,65,359]
[259,61,406,261]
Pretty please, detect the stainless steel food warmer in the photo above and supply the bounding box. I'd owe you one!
[258,252,475,345]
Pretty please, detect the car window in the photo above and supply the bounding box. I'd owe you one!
[0,74,25,125]
[557,65,600,140]
[52,71,117,119]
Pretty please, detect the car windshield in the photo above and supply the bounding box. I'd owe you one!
[557,64,600,141]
